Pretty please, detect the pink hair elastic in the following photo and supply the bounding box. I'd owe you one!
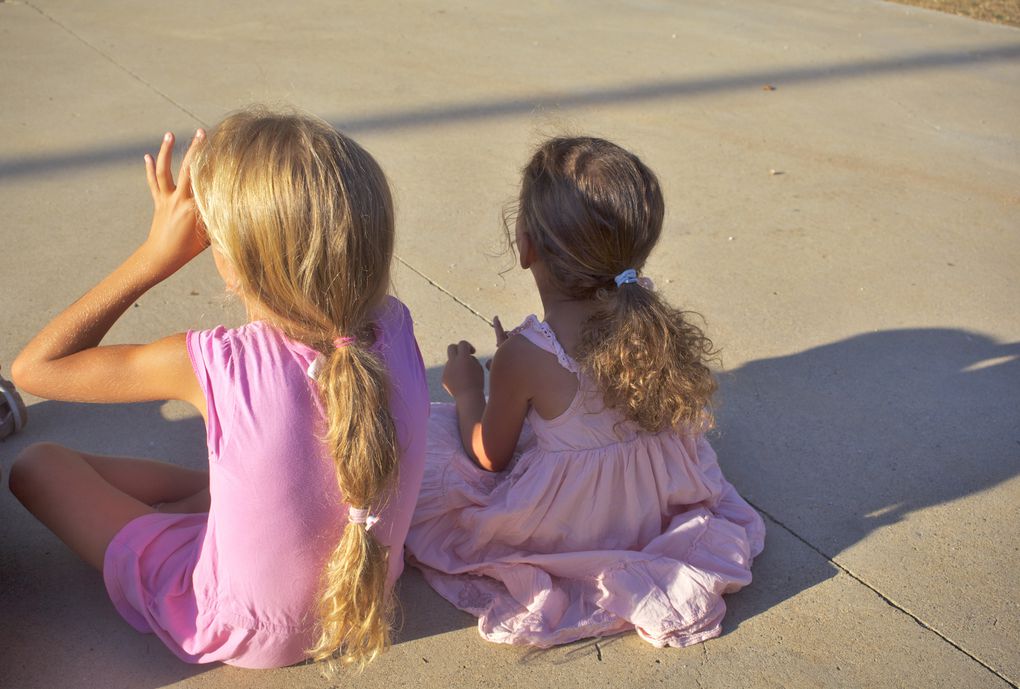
[348,506,379,531]
[333,336,354,349]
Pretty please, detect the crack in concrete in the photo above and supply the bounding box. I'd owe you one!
[752,502,1018,689]
[23,2,206,127]
[394,255,493,327]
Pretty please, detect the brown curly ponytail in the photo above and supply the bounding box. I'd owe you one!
[515,136,717,432]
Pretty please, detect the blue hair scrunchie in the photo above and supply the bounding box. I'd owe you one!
[614,268,639,287]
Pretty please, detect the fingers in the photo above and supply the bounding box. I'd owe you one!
[493,316,507,346]
[155,132,175,193]
[446,341,476,359]
[176,129,205,195]
[148,128,205,199]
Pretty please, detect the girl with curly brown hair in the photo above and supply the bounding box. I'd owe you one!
[406,136,765,648]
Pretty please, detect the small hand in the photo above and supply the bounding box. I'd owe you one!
[486,316,509,370]
[493,316,508,347]
[141,130,208,278]
[443,340,484,398]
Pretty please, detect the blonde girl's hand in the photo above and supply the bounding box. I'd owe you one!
[443,340,484,399]
[142,130,208,279]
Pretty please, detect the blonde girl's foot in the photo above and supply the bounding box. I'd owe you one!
[0,366,28,440]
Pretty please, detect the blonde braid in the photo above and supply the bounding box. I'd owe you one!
[309,335,397,667]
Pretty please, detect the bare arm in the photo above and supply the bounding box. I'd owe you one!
[443,328,531,473]
[12,130,208,414]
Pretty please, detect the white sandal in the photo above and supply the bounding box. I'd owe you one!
[0,367,27,440]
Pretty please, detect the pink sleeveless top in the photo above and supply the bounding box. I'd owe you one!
[103,297,429,668]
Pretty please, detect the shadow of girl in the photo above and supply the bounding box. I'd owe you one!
[713,328,1019,634]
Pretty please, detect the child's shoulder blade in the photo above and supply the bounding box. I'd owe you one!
[504,316,580,423]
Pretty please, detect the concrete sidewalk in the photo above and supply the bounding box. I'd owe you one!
[1,1,1018,687]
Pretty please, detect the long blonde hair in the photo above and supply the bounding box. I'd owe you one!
[191,107,398,667]
[514,136,717,432]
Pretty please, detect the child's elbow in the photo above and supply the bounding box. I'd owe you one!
[469,426,511,472]
[9,354,31,391]
[475,455,509,473]
[471,443,511,473]
[10,351,45,397]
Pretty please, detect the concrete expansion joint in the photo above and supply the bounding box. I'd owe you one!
[750,500,1018,689]
[22,0,205,127]
[394,254,493,326]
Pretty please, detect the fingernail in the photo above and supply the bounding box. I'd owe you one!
[195,129,205,139]
[164,132,172,141]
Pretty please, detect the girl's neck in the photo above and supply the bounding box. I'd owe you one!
[534,270,598,356]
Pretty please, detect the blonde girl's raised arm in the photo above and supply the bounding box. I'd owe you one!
[12,130,208,415]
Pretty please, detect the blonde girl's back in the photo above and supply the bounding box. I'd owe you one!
[183,110,430,668]
[405,135,765,650]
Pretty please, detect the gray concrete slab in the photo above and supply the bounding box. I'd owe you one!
[1,0,1018,687]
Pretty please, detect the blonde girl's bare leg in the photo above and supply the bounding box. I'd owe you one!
[9,442,178,570]
[77,451,208,505]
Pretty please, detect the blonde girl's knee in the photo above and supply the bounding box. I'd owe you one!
[9,442,67,496]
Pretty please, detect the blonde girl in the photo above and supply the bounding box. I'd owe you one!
[405,136,765,648]
[10,109,429,668]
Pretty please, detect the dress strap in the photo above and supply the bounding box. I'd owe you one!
[512,315,580,374]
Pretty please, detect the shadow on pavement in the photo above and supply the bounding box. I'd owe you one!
[2,43,1018,180]
[717,328,1020,630]
[393,567,476,644]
